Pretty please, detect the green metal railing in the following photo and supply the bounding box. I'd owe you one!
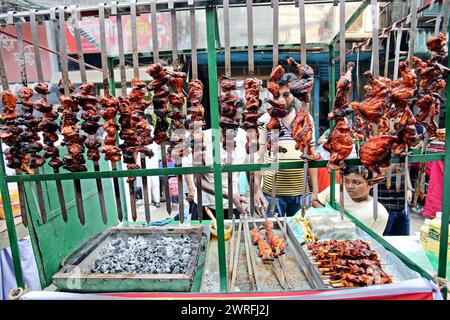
[0,0,448,295]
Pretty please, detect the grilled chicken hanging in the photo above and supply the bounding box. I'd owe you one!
[287,57,314,104]
[328,62,355,120]
[411,33,449,138]
[292,107,319,160]
[359,135,397,185]
[266,65,289,154]
[147,64,171,145]
[58,80,87,173]
[352,71,391,135]
[188,79,206,165]
[243,77,262,154]
[99,95,122,162]
[34,82,64,170]
[0,90,28,171]
[72,83,103,163]
[167,71,189,159]
[219,76,241,150]
[323,118,355,171]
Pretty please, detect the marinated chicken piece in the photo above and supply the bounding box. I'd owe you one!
[291,107,319,160]
[328,62,355,120]
[287,57,314,103]
[359,135,397,185]
[323,118,354,171]
[219,75,237,91]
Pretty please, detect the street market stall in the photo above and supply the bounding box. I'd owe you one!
[0,0,448,300]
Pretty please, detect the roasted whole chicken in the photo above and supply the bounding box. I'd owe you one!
[359,135,397,185]
[353,71,391,132]
[292,107,319,160]
[328,62,355,120]
[323,118,356,171]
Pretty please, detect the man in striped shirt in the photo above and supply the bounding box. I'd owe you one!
[255,73,319,217]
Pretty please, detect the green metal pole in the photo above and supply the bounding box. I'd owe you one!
[328,44,336,208]
[437,21,450,298]
[108,57,129,223]
[206,4,227,292]
[0,147,25,288]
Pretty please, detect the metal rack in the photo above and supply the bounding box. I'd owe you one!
[0,0,448,295]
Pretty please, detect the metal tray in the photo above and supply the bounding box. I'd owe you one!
[201,218,326,292]
[52,225,210,293]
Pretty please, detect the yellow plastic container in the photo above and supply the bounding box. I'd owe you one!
[427,212,450,259]
[419,219,431,251]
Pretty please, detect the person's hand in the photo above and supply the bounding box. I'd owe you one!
[232,194,248,216]
[407,190,413,203]
[255,190,269,215]
[310,192,318,206]
[188,187,195,201]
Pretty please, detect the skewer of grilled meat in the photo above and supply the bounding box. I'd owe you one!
[219,76,241,150]
[34,82,64,170]
[167,71,189,158]
[243,77,262,155]
[71,83,102,163]
[58,80,87,173]
[188,79,206,165]
[16,87,45,174]
[147,64,171,145]
[0,90,26,171]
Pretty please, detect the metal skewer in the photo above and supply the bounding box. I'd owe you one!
[414,0,444,207]
[168,0,184,223]
[30,9,68,223]
[129,1,151,223]
[268,1,280,223]
[384,29,392,190]
[110,1,126,222]
[150,0,171,216]
[68,4,106,225]
[298,0,310,222]
[58,6,86,225]
[190,1,203,223]
[241,213,257,291]
[246,0,256,220]
[0,40,30,226]
[229,219,243,291]
[16,20,48,224]
[370,0,379,221]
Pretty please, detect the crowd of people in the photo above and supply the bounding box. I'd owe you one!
[135,72,413,237]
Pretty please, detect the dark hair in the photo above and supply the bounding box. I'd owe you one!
[343,166,373,181]
[278,72,297,86]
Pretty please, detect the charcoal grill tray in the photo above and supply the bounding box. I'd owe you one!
[52,225,210,293]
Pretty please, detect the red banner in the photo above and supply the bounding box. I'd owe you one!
[0,23,52,83]
[66,13,171,56]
